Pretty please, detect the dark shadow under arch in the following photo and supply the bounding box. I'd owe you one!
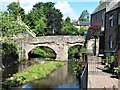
[28,46,57,60]
[68,45,82,60]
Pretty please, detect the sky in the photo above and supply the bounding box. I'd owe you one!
[0,0,99,20]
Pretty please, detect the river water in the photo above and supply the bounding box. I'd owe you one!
[2,59,80,89]
[2,60,35,80]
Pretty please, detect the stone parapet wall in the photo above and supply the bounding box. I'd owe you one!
[29,36,85,44]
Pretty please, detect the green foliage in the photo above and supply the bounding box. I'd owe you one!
[77,27,88,34]
[68,46,81,59]
[72,60,85,78]
[1,41,18,57]
[31,47,56,58]
[7,2,25,21]
[78,10,90,22]
[25,8,47,36]
[62,17,78,35]
[25,2,63,35]
[79,46,87,60]
[33,19,46,36]
[65,17,71,23]
[1,11,27,37]
[32,47,46,57]
[2,76,26,89]
[46,8,63,35]
[114,66,120,77]
[2,61,64,89]
[81,46,87,54]
[104,55,115,71]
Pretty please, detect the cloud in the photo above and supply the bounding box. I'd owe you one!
[0,0,78,19]
[0,0,100,3]
[55,1,78,19]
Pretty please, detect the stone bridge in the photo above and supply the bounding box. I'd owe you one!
[17,36,85,61]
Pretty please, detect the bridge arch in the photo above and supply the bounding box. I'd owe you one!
[68,43,83,49]
[68,44,82,59]
[28,46,57,59]
[22,36,85,61]
[24,43,69,61]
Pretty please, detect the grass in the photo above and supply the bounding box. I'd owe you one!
[16,61,64,81]
[2,61,64,89]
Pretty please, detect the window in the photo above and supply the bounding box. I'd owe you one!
[109,15,113,26]
[102,12,105,26]
[109,36,113,49]
[118,12,120,25]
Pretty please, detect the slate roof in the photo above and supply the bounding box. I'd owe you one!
[106,0,120,12]
[79,21,90,26]
[92,1,111,14]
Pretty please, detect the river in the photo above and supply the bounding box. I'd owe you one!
[2,59,80,89]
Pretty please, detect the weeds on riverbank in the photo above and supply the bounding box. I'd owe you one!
[72,59,86,79]
[2,61,64,90]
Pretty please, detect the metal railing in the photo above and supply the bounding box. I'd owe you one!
[80,54,88,90]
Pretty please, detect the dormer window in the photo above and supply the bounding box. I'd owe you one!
[109,15,113,26]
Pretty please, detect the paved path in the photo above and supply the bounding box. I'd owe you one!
[88,55,119,89]
[87,39,119,89]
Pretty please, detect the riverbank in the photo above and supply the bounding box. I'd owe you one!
[2,61,64,89]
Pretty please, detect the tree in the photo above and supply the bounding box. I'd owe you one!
[78,10,90,21]
[25,9,46,36]
[7,2,25,21]
[31,2,63,35]
[88,24,102,55]
[33,19,46,36]
[1,11,27,37]
[65,17,71,23]
[62,17,78,35]
[2,41,18,57]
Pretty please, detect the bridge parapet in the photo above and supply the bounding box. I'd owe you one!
[29,35,85,44]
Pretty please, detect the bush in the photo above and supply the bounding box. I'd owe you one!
[68,46,81,59]
[114,66,120,78]
[72,60,85,79]
[1,41,19,66]
[77,27,87,34]
[104,55,115,72]
[80,46,87,60]
[1,41,18,57]
[2,76,26,90]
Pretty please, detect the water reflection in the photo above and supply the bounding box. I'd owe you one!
[2,59,80,89]
[2,60,34,80]
[23,61,80,89]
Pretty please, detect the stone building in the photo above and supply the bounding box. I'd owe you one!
[104,0,120,65]
[91,0,111,56]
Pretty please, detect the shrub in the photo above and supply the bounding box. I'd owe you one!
[104,55,115,72]
[77,26,87,34]
[114,66,120,77]
[1,41,18,57]
[1,41,19,66]
[72,60,85,79]
[2,76,26,90]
